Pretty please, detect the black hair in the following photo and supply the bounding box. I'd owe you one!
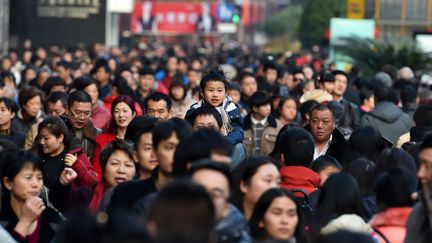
[67,90,92,107]
[263,61,278,73]
[99,140,136,177]
[316,230,375,243]
[1,149,43,202]
[268,123,301,163]
[199,67,229,91]
[401,85,417,104]
[276,96,298,119]
[373,84,396,103]
[311,173,364,236]
[310,155,342,173]
[279,127,315,167]
[0,71,16,86]
[169,78,188,101]
[145,92,173,111]
[189,159,233,189]
[152,118,193,149]
[249,188,305,242]
[18,86,44,108]
[57,60,72,70]
[172,129,233,177]
[36,116,72,151]
[146,180,215,243]
[124,115,158,150]
[359,87,374,102]
[185,105,223,129]
[317,70,335,83]
[375,167,417,210]
[421,132,432,151]
[238,71,256,85]
[249,91,271,108]
[375,148,417,176]
[299,100,319,123]
[93,60,112,75]
[46,91,68,108]
[413,104,432,127]
[110,76,136,98]
[227,82,241,93]
[42,76,65,95]
[0,97,18,114]
[347,126,388,164]
[345,158,376,198]
[138,67,155,77]
[231,156,278,211]
[331,70,349,81]
[72,77,98,91]
[309,103,336,121]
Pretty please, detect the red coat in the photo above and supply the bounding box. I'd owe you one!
[369,207,412,243]
[69,147,99,188]
[92,133,116,181]
[280,166,320,195]
[89,181,110,212]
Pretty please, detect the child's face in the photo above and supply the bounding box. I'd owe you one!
[202,80,226,107]
[254,103,271,118]
[228,89,241,104]
[318,166,341,187]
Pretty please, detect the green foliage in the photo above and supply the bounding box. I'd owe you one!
[334,37,432,74]
[299,0,347,48]
[261,5,303,39]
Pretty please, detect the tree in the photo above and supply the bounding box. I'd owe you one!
[299,0,347,48]
[334,37,432,75]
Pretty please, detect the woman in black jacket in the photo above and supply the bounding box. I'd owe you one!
[0,149,63,243]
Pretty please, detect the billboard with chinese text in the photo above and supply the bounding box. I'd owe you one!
[131,1,221,34]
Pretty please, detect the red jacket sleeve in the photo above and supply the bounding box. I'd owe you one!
[72,151,98,188]
[91,140,103,182]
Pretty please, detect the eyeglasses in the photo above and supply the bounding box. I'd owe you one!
[69,109,91,118]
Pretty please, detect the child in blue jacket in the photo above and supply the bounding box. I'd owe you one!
[185,68,244,144]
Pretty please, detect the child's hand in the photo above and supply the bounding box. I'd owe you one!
[59,168,77,186]
[64,153,77,167]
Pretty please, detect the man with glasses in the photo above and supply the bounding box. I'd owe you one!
[62,90,101,160]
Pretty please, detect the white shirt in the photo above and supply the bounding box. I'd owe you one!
[313,135,333,160]
[251,116,268,126]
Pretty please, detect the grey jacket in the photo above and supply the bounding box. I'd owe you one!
[361,101,413,145]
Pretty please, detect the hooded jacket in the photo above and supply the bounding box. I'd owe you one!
[361,101,413,145]
[280,166,320,194]
[370,207,412,243]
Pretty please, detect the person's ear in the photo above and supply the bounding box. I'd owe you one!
[59,134,64,143]
[280,153,286,167]
[3,177,12,191]
[132,151,139,163]
[10,112,15,119]
[259,220,264,228]
[240,180,248,194]
[146,220,158,238]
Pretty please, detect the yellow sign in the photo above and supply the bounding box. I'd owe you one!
[347,0,365,19]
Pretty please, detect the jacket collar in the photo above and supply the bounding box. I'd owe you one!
[244,114,277,130]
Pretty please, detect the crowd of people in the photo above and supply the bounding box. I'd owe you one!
[0,40,431,243]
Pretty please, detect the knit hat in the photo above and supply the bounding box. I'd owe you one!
[374,72,392,88]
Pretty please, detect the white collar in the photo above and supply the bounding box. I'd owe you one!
[251,116,268,126]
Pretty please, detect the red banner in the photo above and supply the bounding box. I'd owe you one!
[131,1,218,34]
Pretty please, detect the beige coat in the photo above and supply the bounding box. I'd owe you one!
[243,118,283,156]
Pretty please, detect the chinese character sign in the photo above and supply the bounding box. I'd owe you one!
[131,1,219,34]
